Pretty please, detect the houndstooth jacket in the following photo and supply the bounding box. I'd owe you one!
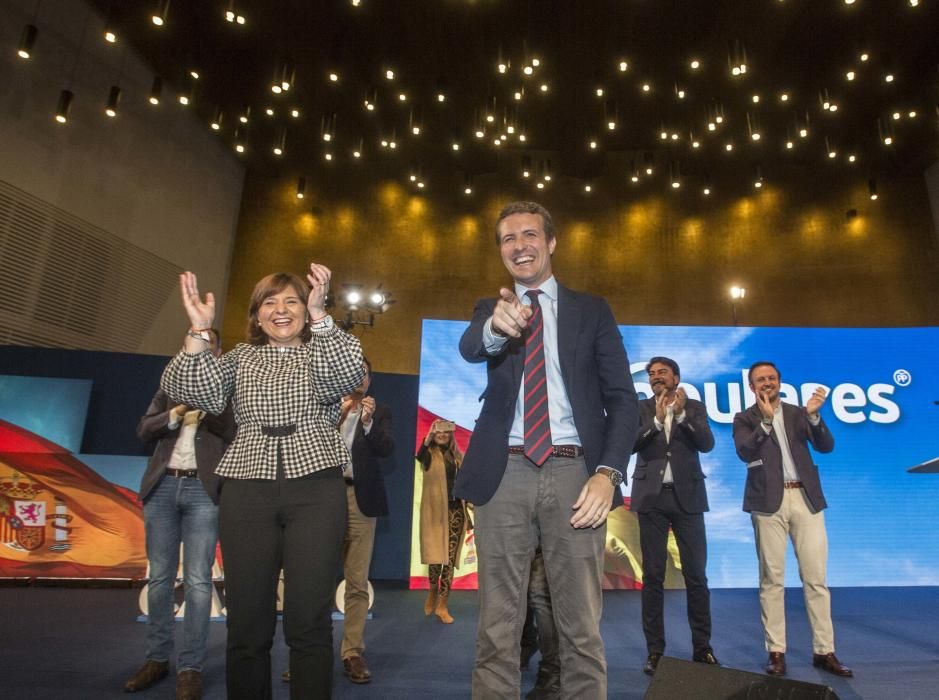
[161,317,365,480]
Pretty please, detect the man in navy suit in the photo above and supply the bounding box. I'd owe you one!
[733,361,852,679]
[456,201,638,699]
[630,357,718,676]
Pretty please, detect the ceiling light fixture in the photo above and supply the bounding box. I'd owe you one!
[54,89,73,124]
[225,1,246,24]
[151,0,170,27]
[273,127,286,156]
[105,85,121,117]
[149,76,162,105]
[18,24,37,59]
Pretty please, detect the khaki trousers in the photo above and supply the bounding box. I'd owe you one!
[340,485,376,660]
[751,487,834,654]
[472,454,606,700]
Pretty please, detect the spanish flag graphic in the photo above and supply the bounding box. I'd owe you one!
[0,419,146,578]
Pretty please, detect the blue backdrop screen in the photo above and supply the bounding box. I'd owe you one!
[418,322,939,588]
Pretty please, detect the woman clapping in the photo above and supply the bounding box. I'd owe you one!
[162,263,364,700]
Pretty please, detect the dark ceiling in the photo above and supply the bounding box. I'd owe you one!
[87,0,938,195]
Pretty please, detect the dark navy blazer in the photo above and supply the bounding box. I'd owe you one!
[454,283,638,507]
[347,402,395,518]
[630,397,714,514]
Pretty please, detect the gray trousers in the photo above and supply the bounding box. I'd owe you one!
[472,454,607,700]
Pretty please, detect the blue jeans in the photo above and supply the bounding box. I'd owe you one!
[143,474,219,672]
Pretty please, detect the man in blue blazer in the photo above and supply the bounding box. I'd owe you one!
[630,357,717,676]
[733,361,852,679]
[456,201,638,699]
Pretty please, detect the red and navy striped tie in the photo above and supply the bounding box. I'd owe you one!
[524,290,553,466]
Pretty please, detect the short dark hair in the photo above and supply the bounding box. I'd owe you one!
[246,272,312,345]
[494,201,556,245]
[748,361,780,385]
[646,356,680,379]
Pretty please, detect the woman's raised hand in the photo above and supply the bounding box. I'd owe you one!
[179,272,215,330]
[306,262,332,319]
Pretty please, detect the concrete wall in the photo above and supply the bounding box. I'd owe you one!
[0,0,244,355]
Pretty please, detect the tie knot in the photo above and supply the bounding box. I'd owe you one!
[525,289,542,306]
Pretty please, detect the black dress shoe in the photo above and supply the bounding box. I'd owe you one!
[693,648,720,666]
[124,660,169,692]
[765,651,786,676]
[813,652,853,677]
[525,667,560,700]
[643,652,662,676]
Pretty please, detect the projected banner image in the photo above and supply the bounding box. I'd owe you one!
[412,322,939,589]
[0,376,147,578]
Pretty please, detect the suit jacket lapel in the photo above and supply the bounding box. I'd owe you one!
[782,402,800,448]
[556,284,580,392]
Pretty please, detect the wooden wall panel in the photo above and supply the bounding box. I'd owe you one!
[223,170,939,375]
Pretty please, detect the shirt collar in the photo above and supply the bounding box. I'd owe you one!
[515,275,558,304]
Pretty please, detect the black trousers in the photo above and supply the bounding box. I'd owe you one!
[638,488,711,655]
[219,467,346,700]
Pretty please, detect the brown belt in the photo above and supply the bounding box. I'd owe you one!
[507,445,584,458]
[166,467,198,478]
[784,481,803,489]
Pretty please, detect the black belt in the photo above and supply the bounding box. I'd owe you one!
[661,482,675,490]
[261,424,296,437]
[507,444,584,458]
[784,481,803,489]
[166,467,198,478]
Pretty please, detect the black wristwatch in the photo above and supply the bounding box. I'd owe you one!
[596,466,624,487]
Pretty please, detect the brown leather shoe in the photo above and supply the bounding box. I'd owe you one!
[813,652,853,677]
[175,670,203,700]
[765,651,786,676]
[124,660,169,692]
[343,655,372,684]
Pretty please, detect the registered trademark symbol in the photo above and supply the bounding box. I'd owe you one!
[893,369,912,387]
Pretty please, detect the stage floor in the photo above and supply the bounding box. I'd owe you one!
[1,584,936,699]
